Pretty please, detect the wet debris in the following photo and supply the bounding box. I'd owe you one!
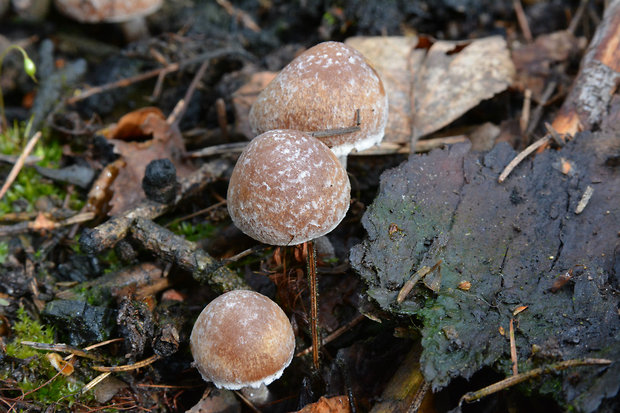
[351,131,620,411]
[42,299,114,346]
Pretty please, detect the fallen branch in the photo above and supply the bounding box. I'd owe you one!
[129,217,250,293]
[551,0,620,136]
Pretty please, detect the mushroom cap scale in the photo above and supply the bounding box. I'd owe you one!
[190,290,295,390]
[227,129,350,246]
[54,0,163,23]
[249,41,388,157]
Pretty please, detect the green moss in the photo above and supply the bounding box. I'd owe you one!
[0,240,8,264]
[0,125,83,214]
[5,307,54,360]
[2,308,95,406]
[101,249,122,275]
[168,220,217,242]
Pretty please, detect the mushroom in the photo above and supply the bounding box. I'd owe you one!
[190,290,295,404]
[54,0,162,42]
[227,129,350,246]
[249,41,388,160]
[227,129,350,368]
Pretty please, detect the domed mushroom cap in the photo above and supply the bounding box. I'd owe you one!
[54,0,162,23]
[227,129,350,246]
[190,290,295,390]
[249,41,388,157]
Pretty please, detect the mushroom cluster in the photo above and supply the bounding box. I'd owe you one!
[190,41,387,395]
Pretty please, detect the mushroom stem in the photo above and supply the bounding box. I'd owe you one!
[336,154,348,169]
[306,240,320,369]
[119,17,150,42]
[239,383,271,406]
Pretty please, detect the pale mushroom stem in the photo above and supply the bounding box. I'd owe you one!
[306,240,320,369]
[119,17,150,42]
[336,155,348,169]
[239,383,271,406]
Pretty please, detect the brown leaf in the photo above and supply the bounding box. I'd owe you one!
[413,36,515,140]
[345,36,423,144]
[108,113,193,215]
[104,107,165,140]
[294,396,351,413]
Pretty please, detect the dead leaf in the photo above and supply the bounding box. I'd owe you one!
[107,112,193,215]
[345,36,423,144]
[103,107,165,140]
[294,396,351,413]
[232,71,277,139]
[512,31,583,100]
[413,36,515,140]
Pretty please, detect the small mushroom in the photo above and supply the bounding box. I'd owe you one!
[227,129,350,246]
[249,41,388,158]
[54,0,162,42]
[190,290,295,402]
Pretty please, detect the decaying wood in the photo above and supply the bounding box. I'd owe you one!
[129,217,249,293]
[551,0,620,136]
[370,346,429,413]
[79,160,228,255]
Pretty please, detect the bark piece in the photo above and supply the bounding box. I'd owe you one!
[552,0,620,136]
[351,132,620,411]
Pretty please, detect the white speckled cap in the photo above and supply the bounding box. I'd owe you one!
[249,41,388,157]
[227,129,351,246]
[54,0,162,23]
[190,290,295,390]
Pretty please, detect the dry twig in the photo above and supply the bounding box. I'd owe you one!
[0,131,41,201]
[460,358,612,405]
[498,135,551,183]
[66,47,252,105]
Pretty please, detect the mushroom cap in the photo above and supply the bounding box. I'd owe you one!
[54,0,163,23]
[190,290,295,390]
[227,129,350,246]
[249,41,388,157]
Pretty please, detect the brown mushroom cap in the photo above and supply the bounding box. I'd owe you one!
[249,41,388,157]
[54,0,162,23]
[190,290,295,390]
[227,129,350,246]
